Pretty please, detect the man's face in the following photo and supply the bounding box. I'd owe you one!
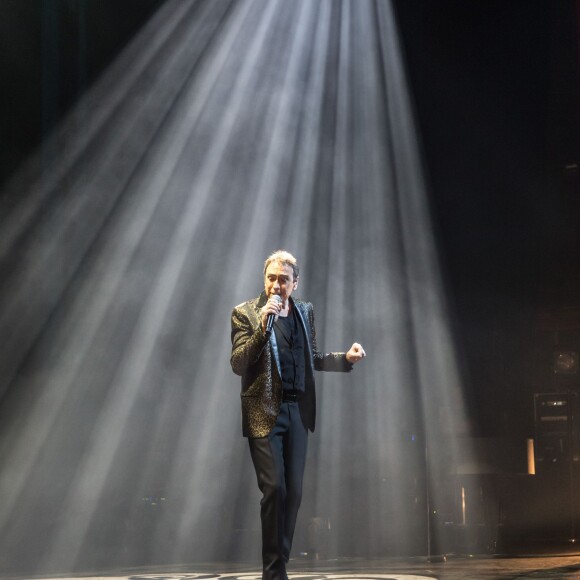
[264,261,298,306]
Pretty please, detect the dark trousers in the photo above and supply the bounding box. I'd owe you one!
[248,401,308,580]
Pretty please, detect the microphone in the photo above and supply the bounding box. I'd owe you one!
[265,295,282,336]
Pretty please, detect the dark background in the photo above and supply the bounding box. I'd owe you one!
[396,0,580,440]
[1,0,579,448]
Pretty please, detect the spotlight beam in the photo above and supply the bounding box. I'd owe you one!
[0,1,475,571]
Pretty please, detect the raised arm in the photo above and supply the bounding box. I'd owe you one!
[306,303,356,372]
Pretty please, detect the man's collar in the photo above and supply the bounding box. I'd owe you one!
[257,291,268,309]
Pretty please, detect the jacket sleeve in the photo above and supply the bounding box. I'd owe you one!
[230,305,269,376]
[308,304,353,373]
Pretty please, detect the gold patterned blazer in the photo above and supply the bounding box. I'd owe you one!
[231,291,352,438]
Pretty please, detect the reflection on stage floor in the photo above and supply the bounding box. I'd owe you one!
[4,552,580,580]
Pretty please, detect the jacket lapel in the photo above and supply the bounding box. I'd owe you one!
[293,299,314,369]
[270,332,282,379]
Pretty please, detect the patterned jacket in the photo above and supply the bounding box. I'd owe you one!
[231,291,352,438]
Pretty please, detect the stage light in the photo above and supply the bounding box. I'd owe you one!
[0,0,475,574]
[553,350,578,374]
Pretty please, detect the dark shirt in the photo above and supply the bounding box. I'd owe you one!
[273,307,306,392]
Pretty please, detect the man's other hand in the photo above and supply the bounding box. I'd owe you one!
[346,343,366,364]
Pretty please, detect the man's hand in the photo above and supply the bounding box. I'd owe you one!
[261,296,282,332]
[346,342,366,364]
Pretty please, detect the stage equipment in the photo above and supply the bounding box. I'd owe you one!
[553,350,579,374]
[534,392,579,543]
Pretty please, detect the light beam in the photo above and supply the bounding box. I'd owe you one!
[0,0,476,574]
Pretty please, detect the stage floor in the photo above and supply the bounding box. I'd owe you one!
[5,554,580,580]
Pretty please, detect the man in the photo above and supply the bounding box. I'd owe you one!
[230,250,365,580]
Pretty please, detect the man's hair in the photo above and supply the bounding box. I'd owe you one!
[263,250,299,280]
